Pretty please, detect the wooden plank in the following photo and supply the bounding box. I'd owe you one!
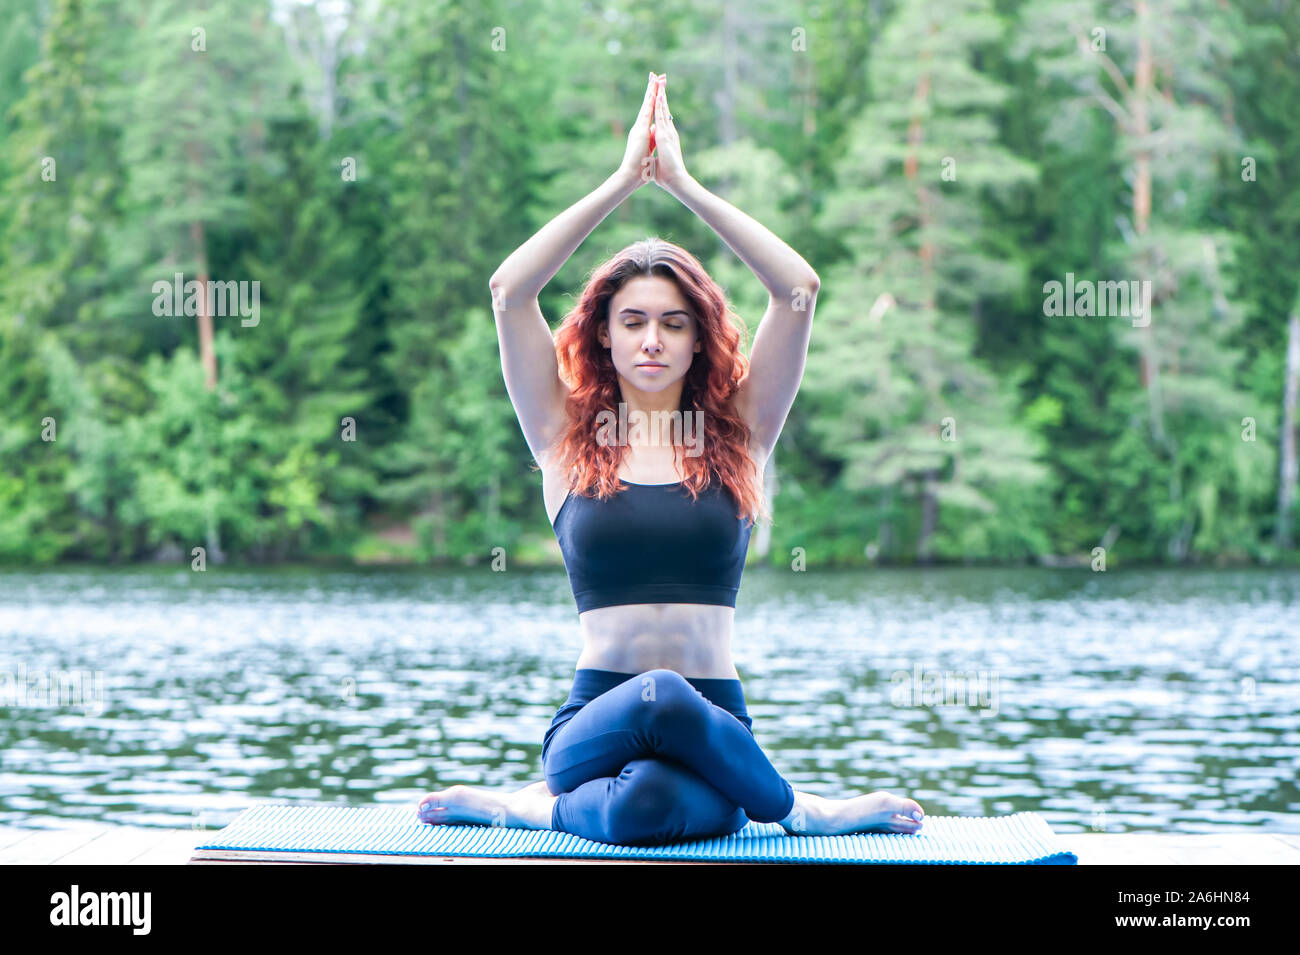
[1048,836,1173,865]
[0,826,44,853]
[1162,837,1258,866]
[1205,834,1300,865]
[1140,834,1298,865]
[1270,833,1300,854]
[52,825,183,865]
[0,827,110,865]
[130,831,207,865]
[1059,834,1300,866]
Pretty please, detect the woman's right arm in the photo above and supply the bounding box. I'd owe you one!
[488,169,642,464]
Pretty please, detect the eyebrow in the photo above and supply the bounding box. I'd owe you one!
[618,308,691,318]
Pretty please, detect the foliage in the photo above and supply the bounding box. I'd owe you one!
[0,0,1295,567]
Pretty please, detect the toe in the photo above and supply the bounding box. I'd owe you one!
[418,791,451,818]
[881,792,924,821]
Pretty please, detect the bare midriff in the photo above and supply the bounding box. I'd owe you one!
[574,603,740,680]
[543,442,748,682]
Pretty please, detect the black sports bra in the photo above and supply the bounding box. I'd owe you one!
[553,478,754,613]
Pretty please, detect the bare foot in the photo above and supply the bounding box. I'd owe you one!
[417,780,557,829]
[780,790,924,836]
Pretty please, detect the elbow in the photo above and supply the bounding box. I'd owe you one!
[776,274,819,304]
[781,274,819,299]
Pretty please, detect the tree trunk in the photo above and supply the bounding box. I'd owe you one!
[190,221,216,391]
[431,487,447,559]
[205,512,225,565]
[917,468,938,564]
[487,471,500,535]
[879,485,894,558]
[1278,308,1300,549]
[904,23,936,306]
[1134,0,1165,448]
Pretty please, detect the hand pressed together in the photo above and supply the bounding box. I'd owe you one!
[619,72,689,192]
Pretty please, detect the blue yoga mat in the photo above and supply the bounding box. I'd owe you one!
[195,804,1077,864]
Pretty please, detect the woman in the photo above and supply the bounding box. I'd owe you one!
[418,72,925,845]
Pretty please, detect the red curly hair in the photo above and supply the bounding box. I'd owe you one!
[541,237,770,526]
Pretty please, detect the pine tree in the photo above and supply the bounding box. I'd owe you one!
[370,0,538,560]
[1221,1,1300,554]
[237,81,375,557]
[1015,0,1256,562]
[105,0,288,391]
[0,0,133,562]
[803,0,1049,562]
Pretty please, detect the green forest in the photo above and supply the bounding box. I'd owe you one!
[2,0,1297,569]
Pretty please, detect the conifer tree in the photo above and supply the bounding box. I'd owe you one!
[803,0,1049,561]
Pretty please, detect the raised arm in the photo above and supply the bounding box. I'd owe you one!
[489,74,661,464]
[651,77,820,466]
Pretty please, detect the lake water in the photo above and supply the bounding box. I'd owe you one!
[1,564,1297,834]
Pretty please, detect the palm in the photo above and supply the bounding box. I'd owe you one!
[622,74,661,185]
[650,81,686,190]
[620,73,687,190]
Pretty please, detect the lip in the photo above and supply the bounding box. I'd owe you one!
[637,363,666,368]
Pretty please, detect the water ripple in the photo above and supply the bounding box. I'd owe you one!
[0,564,1297,833]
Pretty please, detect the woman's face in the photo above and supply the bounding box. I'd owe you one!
[600,275,701,396]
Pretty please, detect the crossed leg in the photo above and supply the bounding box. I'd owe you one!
[542,668,796,845]
[416,669,926,840]
[551,757,749,846]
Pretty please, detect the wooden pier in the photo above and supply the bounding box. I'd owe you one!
[2,823,1298,864]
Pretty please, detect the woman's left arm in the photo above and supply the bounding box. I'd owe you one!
[665,175,820,300]
[670,175,820,464]
[670,170,821,464]
[653,79,819,463]
[652,79,819,298]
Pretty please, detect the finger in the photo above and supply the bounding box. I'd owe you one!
[656,96,672,131]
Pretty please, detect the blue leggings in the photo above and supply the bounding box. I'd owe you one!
[541,668,796,846]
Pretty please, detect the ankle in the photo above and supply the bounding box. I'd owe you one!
[509,788,557,830]
[781,791,814,833]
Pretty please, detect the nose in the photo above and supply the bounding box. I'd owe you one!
[641,324,664,355]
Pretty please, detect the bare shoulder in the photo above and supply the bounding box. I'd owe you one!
[492,289,572,466]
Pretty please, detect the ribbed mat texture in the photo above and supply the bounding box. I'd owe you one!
[196,804,1077,864]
